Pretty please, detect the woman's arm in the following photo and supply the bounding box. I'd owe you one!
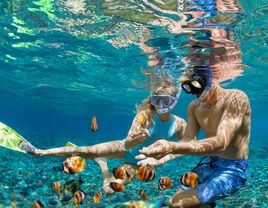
[124,111,151,150]
[174,116,187,139]
[20,140,125,159]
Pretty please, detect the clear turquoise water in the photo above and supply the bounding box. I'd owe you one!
[0,0,268,207]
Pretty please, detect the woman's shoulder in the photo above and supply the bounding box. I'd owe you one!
[172,115,187,138]
[172,114,186,126]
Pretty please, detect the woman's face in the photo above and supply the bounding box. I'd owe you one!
[150,92,177,116]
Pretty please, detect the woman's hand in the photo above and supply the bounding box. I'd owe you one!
[124,129,150,149]
[135,154,163,167]
[138,139,174,158]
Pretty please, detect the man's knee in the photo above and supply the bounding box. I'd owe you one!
[168,197,176,208]
[168,197,173,207]
[168,196,183,208]
[169,199,187,208]
[168,189,201,208]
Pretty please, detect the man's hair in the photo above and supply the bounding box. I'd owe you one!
[179,65,212,85]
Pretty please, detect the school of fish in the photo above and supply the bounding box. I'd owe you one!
[27,116,200,207]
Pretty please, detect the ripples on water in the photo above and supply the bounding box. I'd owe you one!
[0,0,268,207]
[2,0,266,115]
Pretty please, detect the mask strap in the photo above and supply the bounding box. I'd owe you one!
[205,65,212,91]
[175,85,182,99]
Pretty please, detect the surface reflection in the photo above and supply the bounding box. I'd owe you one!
[0,0,247,114]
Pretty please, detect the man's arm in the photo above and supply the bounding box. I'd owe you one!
[181,102,200,142]
[136,108,193,166]
[171,97,246,155]
[136,153,183,167]
[156,103,200,162]
[139,93,249,157]
[158,153,182,165]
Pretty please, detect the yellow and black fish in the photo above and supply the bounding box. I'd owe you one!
[158,177,173,190]
[74,190,86,207]
[91,116,98,132]
[11,201,16,208]
[58,178,83,202]
[136,164,155,181]
[180,172,198,188]
[125,166,134,182]
[31,200,45,208]
[109,182,125,192]
[113,167,125,180]
[93,191,102,204]
[138,112,147,127]
[62,156,86,174]
[52,181,61,190]
[140,189,148,200]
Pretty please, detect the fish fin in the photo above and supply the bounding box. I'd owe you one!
[81,158,86,168]
[158,184,163,190]
[65,141,77,147]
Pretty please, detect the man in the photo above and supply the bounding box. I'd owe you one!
[138,69,251,207]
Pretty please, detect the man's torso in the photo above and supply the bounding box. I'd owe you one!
[193,88,251,160]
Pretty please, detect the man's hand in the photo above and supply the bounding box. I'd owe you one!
[135,154,163,167]
[138,139,174,158]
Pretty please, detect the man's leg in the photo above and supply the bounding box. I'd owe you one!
[169,172,246,208]
[168,188,201,208]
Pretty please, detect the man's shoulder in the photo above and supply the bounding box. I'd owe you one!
[226,89,250,102]
[185,100,199,116]
[224,89,251,110]
[188,100,199,110]
[228,89,248,96]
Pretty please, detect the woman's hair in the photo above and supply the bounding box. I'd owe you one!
[152,85,179,96]
[137,84,178,113]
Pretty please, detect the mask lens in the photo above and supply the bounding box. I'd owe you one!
[191,80,202,88]
[151,96,161,106]
[163,96,173,107]
[182,84,192,93]
[151,95,175,108]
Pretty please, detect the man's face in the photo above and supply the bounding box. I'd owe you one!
[181,75,208,98]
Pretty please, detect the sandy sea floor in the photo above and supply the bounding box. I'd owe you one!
[0,139,267,208]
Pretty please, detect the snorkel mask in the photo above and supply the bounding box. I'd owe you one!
[181,67,212,101]
[150,86,181,115]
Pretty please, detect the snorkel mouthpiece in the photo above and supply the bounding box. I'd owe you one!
[156,99,178,115]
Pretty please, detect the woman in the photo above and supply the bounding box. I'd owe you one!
[19,84,186,194]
